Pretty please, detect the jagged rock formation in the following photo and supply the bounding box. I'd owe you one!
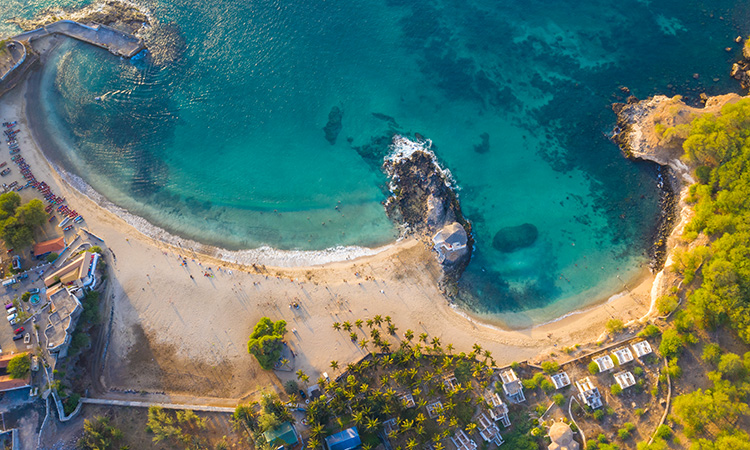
[383,136,472,287]
[730,42,750,89]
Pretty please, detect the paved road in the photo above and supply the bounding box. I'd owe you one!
[81,397,237,413]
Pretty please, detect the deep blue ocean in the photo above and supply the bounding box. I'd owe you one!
[0,0,746,324]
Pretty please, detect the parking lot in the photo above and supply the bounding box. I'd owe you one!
[0,262,51,357]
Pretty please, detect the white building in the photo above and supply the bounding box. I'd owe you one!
[551,372,571,390]
[614,371,636,390]
[631,341,653,358]
[575,377,603,409]
[612,347,634,365]
[594,355,615,372]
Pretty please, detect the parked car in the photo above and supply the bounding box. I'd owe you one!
[17,273,28,280]
[299,389,307,399]
[6,313,16,322]
[6,307,15,316]
[28,288,39,294]
[11,255,20,271]
[8,316,18,326]
[13,326,23,335]
[3,303,12,310]
[12,334,22,341]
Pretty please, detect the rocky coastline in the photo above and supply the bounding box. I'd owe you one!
[383,136,473,290]
[611,93,742,307]
[8,0,150,34]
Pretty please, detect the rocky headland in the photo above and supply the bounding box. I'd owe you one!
[611,93,742,313]
[383,136,473,289]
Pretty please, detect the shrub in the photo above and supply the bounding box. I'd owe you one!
[540,379,555,393]
[634,408,646,417]
[656,295,679,316]
[666,358,682,379]
[638,324,661,338]
[606,319,625,334]
[46,252,58,263]
[21,291,30,302]
[659,329,684,359]
[552,393,565,406]
[701,343,721,365]
[633,366,644,376]
[654,424,672,440]
[593,409,605,421]
[541,361,560,374]
[717,352,746,379]
[588,361,600,374]
[89,246,102,254]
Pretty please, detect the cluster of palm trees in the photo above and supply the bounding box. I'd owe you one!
[298,318,502,450]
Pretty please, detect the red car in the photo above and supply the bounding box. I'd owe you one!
[13,327,23,335]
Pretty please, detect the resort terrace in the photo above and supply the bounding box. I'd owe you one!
[43,250,99,289]
[43,286,83,359]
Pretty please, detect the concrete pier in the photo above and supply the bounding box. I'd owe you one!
[14,20,145,58]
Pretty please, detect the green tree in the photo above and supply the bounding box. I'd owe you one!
[15,198,47,227]
[718,353,746,379]
[541,361,560,374]
[247,317,287,370]
[46,252,58,263]
[659,329,684,359]
[0,191,21,219]
[7,354,30,379]
[77,416,123,450]
[606,319,625,334]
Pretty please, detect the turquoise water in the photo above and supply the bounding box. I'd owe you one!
[2,0,747,321]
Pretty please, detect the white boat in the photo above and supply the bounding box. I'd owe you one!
[58,217,71,228]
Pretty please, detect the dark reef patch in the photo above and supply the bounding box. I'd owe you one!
[492,223,538,253]
[323,106,343,145]
[473,132,490,154]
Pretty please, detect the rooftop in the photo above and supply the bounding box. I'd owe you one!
[33,236,65,256]
[432,222,468,264]
[614,371,637,389]
[548,421,579,450]
[44,251,98,288]
[324,427,361,450]
[576,377,603,409]
[594,355,615,372]
[44,288,82,355]
[612,347,634,365]
[631,341,653,358]
[263,422,298,447]
[551,372,571,389]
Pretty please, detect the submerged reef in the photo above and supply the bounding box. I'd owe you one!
[323,106,343,145]
[383,136,473,289]
[492,223,538,253]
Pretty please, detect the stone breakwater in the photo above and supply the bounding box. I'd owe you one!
[383,136,473,288]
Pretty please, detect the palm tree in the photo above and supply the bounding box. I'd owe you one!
[373,315,383,326]
[332,322,341,330]
[310,424,325,439]
[404,329,414,341]
[330,360,339,371]
[343,321,353,331]
[472,343,482,354]
[385,315,392,324]
[446,343,454,354]
[366,417,380,431]
[350,332,358,342]
[418,333,428,343]
[465,423,477,434]
[406,438,418,450]
[355,319,364,328]
[388,323,398,335]
[436,415,446,426]
[434,442,445,450]
[388,430,398,440]
[307,437,320,450]
[400,418,414,433]
[352,411,365,425]
[449,417,458,428]
[296,370,307,380]
[359,339,370,350]
[362,444,373,450]
[366,319,374,328]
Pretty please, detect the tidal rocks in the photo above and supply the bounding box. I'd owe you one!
[10,0,149,33]
[473,132,490,154]
[383,136,473,284]
[323,106,343,145]
[492,223,538,253]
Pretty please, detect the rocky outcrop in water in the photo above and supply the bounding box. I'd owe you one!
[730,41,750,89]
[492,223,537,253]
[383,136,472,288]
[9,0,149,34]
[323,106,343,145]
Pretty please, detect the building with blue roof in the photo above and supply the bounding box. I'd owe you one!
[324,427,361,450]
[263,422,299,448]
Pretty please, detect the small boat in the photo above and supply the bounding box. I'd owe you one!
[8,182,17,188]
[58,217,71,228]
[74,216,83,223]
[0,162,7,168]
[9,149,19,155]
[0,168,10,176]
[63,225,73,231]
[48,216,55,222]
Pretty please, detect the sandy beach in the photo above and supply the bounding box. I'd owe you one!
[0,76,657,404]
